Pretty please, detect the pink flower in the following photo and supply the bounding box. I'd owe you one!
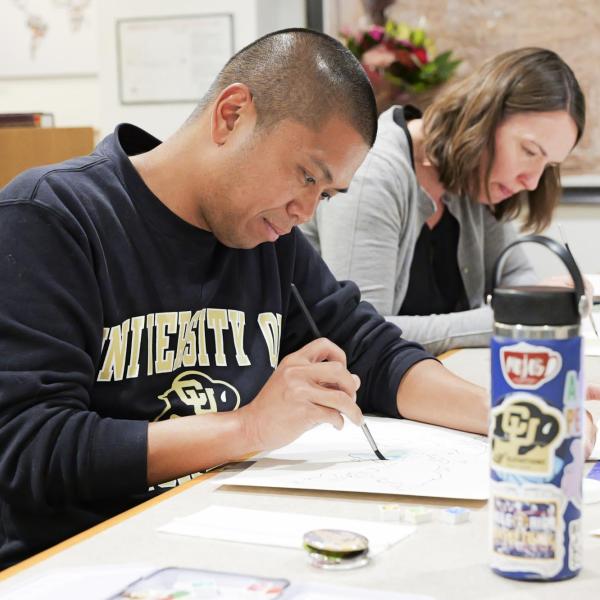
[368,25,385,42]
[362,43,396,70]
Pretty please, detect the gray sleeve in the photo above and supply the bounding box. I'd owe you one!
[483,214,537,292]
[385,305,494,355]
[300,150,412,316]
[382,212,537,355]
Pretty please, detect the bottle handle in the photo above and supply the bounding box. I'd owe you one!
[491,234,589,317]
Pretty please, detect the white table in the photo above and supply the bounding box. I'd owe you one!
[1,348,599,600]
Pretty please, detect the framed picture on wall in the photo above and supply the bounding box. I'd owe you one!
[0,0,98,78]
[116,13,234,105]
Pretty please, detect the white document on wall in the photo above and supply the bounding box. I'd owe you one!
[223,417,490,500]
[117,14,233,104]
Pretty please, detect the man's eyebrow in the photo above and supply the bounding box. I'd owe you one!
[309,155,333,183]
[309,155,348,193]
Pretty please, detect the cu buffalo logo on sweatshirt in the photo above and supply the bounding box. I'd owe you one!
[155,370,241,420]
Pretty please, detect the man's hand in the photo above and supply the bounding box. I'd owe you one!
[238,338,363,452]
[147,338,362,485]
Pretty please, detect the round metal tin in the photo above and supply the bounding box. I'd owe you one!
[302,529,370,570]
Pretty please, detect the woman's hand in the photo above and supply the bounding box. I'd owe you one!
[584,383,600,459]
[540,274,593,317]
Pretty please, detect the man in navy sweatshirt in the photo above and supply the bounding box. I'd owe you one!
[0,28,489,567]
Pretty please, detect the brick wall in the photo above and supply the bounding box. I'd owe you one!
[329,0,598,176]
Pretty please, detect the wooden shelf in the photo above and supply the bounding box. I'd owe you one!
[0,126,94,187]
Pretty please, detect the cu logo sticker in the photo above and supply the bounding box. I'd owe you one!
[491,392,565,476]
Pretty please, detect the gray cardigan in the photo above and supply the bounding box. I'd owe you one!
[301,106,536,355]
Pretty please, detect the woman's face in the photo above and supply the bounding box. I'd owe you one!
[478,111,578,204]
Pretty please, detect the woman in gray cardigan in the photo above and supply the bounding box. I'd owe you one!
[301,48,585,355]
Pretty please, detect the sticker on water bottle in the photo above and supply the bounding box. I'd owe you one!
[491,392,566,477]
[568,519,582,572]
[563,370,584,438]
[490,481,566,579]
[500,342,562,390]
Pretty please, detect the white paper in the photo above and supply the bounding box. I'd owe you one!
[1,564,154,600]
[583,477,600,504]
[585,274,600,302]
[158,505,415,556]
[581,303,600,356]
[584,339,600,357]
[581,311,600,355]
[223,417,490,500]
[590,420,600,460]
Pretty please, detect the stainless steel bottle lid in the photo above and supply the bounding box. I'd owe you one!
[303,529,370,570]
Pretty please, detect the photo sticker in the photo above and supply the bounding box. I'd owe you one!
[492,496,559,560]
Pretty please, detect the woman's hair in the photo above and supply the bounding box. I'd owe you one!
[422,47,585,232]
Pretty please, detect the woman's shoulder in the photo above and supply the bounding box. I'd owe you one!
[374,107,412,153]
[359,107,416,183]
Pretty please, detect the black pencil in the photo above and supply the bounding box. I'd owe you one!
[290,283,386,460]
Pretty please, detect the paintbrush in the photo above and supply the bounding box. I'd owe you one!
[290,283,386,460]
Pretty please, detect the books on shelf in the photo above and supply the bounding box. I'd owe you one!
[0,112,55,128]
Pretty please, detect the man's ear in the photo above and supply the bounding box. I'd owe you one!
[211,83,256,146]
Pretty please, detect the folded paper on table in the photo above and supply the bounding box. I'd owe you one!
[158,505,415,556]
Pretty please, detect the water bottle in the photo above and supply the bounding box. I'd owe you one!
[489,234,587,581]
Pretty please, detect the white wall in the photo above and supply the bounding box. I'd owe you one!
[523,205,600,279]
[0,0,305,139]
[1,0,598,278]
[0,75,99,129]
[99,0,305,140]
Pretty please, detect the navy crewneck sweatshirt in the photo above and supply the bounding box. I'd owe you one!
[0,124,431,566]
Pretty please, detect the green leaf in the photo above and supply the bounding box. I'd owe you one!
[346,39,362,59]
[394,22,411,41]
[409,28,426,47]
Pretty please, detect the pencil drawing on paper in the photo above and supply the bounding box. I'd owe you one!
[225,417,490,500]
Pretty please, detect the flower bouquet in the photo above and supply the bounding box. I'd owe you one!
[342,20,461,113]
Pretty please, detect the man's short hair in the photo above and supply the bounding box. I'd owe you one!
[196,28,377,147]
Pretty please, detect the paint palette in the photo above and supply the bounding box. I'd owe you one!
[109,567,289,599]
